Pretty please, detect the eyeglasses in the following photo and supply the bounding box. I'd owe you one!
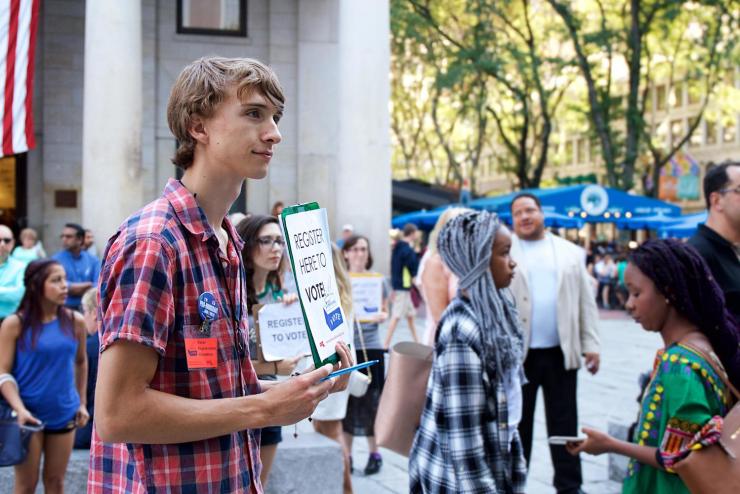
[0,238,13,245]
[256,236,285,249]
[719,186,740,196]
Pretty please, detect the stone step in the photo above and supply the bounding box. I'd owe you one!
[266,428,343,494]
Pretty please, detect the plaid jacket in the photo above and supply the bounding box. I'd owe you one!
[88,179,263,494]
[409,297,527,494]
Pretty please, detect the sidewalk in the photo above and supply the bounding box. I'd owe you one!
[347,310,661,494]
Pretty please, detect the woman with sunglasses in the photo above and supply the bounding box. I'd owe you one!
[0,259,88,493]
[235,214,301,488]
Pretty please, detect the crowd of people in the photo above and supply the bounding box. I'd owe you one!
[406,161,739,494]
[0,55,736,494]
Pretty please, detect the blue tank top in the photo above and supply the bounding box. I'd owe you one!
[12,319,80,429]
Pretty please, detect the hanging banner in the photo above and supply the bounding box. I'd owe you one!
[0,0,40,157]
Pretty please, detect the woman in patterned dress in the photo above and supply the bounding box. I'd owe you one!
[566,239,739,493]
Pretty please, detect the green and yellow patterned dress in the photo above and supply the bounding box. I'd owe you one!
[622,343,731,494]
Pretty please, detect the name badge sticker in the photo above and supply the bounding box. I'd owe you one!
[198,292,219,321]
[184,337,218,370]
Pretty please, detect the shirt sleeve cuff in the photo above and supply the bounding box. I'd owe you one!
[100,331,166,357]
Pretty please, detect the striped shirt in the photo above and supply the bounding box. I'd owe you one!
[88,178,262,493]
[409,297,527,494]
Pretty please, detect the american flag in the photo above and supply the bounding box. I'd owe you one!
[0,0,39,158]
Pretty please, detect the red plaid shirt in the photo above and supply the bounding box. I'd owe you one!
[88,179,263,493]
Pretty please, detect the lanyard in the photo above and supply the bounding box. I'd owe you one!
[211,234,247,395]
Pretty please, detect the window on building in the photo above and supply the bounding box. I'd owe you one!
[565,141,574,164]
[705,118,717,145]
[670,119,685,147]
[687,81,702,105]
[177,0,246,37]
[670,82,683,108]
[688,117,702,147]
[654,122,669,149]
[655,84,667,111]
[722,116,737,144]
[577,138,588,164]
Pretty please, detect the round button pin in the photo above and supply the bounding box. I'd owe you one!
[198,292,219,321]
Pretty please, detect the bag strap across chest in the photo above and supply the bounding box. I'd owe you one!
[680,341,740,405]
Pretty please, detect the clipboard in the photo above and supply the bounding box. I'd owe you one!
[280,202,341,368]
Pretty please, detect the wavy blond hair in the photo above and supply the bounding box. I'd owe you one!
[331,243,354,318]
[167,56,285,169]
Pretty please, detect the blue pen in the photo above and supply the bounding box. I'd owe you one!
[320,360,379,382]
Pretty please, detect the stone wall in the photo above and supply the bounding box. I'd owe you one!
[27,0,390,271]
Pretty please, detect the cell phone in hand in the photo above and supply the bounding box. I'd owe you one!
[548,435,586,445]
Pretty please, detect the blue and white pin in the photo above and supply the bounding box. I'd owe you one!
[198,292,219,333]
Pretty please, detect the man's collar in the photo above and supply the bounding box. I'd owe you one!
[515,231,550,243]
[698,223,735,249]
[163,178,244,251]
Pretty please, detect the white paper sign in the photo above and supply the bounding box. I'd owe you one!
[284,208,350,363]
[257,303,311,361]
[350,273,384,322]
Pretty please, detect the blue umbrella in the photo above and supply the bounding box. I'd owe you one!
[391,205,465,230]
[392,184,681,229]
[468,185,680,222]
[658,212,707,238]
[614,212,684,230]
[391,210,441,230]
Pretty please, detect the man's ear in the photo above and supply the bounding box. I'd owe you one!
[709,190,722,212]
[188,115,208,145]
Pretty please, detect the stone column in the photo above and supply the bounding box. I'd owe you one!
[336,0,391,273]
[297,0,391,272]
[82,1,142,242]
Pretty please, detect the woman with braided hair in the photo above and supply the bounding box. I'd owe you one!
[409,210,527,494]
[567,239,738,494]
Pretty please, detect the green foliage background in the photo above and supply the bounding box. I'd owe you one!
[391,0,740,195]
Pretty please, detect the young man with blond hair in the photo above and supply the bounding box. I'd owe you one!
[89,57,352,493]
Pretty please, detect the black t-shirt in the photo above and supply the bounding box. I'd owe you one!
[688,224,740,320]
